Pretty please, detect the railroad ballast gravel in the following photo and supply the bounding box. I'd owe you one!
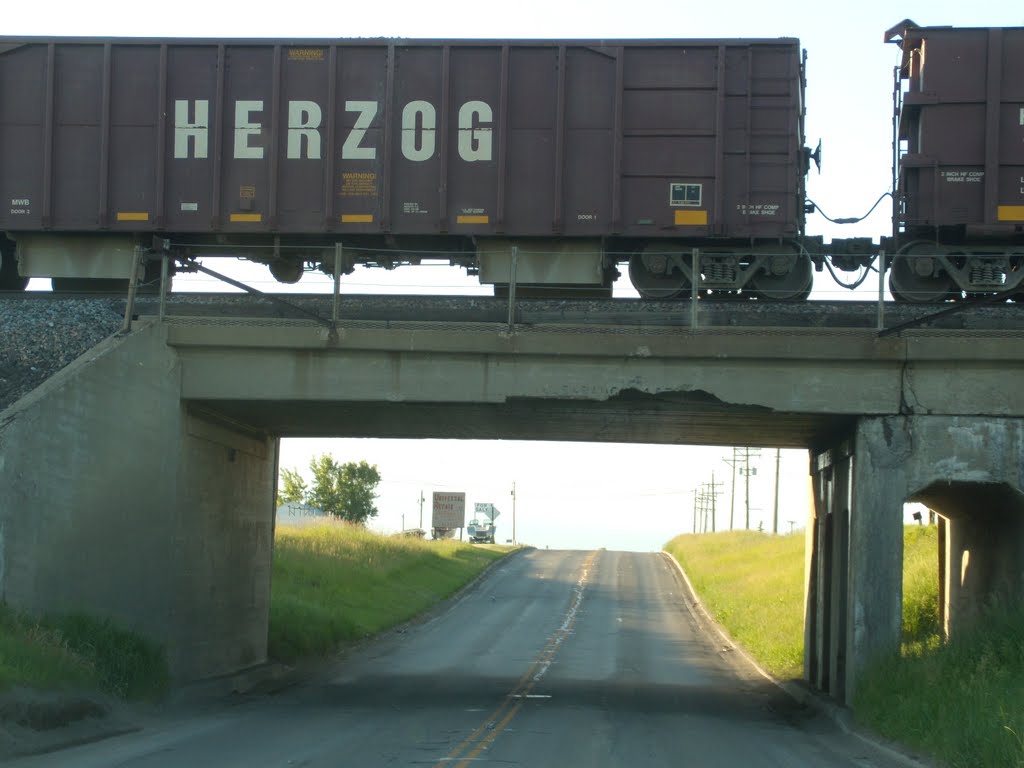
[0,297,123,412]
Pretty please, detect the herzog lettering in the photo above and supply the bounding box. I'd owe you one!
[173,99,494,163]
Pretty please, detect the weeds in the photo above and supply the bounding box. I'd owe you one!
[0,604,168,700]
[269,521,507,661]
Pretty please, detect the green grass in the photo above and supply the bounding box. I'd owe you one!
[854,605,1024,768]
[900,525,942,648]
[0,522,504,700]
[856,526,1024,767]
[666,524,1024,768]
[44,614,169,700]
[0,604,98,693]
[664,530,806,678]
[0,604,168,700]
[269,521,508,661]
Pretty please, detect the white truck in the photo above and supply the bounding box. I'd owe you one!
[467,503,499,543]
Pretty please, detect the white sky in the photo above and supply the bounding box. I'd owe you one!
[11,1,1012,548]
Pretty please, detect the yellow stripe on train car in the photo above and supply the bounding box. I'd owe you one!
[340,214,374,223]
[674,210,708,226]
[997,206,1024,221]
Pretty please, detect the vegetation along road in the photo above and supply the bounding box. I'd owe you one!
[9,549,913,767]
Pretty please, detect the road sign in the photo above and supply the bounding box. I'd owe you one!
[474,502,500,521]
[432,492,466,529]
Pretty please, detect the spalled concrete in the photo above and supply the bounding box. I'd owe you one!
[0,321,276,681]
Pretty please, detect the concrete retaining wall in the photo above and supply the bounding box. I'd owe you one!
[0,322,276,680]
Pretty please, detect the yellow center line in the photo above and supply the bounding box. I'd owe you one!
[434,551,598,767]
[437,633,565,762]
[453,702,523,767]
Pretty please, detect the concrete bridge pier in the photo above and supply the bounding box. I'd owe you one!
[0,322,278,681]
[807,415,1024,704]
[917,482,1024,639]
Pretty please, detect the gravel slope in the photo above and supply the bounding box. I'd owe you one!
[0,298,123,412]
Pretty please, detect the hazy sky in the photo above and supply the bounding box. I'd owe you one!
[11,1,1011,548]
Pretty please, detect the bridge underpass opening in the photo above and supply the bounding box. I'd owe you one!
[197,388,845,550]
[192,385,854,552]
[910,482,1024,640]
[273,437,817,553]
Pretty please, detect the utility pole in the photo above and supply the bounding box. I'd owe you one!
[723,450,739,530]
[692,488,698,534]
[737,448,761,529]
[773,448,781,534]
[697,476,724,534]
[711,472,716,532]
[702,486,709,533]
[511,481,517,545]
[418,490,425,530]
[707,472,723,533]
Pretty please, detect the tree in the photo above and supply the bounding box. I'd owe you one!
[278,467,308,504]
[278,454,382,525]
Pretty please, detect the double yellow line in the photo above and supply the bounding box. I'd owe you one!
[434,551,598,767]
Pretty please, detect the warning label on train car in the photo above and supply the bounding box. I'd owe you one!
[432,492,466,530]
[670,183,702,207]
[736,203,781,216]
[940,170,984,183]
[288,48,325,62]
[340,172,377,197]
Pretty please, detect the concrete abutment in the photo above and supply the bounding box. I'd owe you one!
[0,321,277,681]
[4,313,1024,702]
[808,415,1024,704]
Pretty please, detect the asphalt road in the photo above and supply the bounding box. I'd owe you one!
[10,550,917,767]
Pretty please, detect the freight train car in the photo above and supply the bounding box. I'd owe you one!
[0,36,813,298]
[883,21,1024,301]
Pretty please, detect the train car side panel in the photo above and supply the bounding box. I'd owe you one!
[0,36,806,291]
[899,27,1024,232]
[336,46,387,234]
[0,43,47,231]
[165,45,218,232]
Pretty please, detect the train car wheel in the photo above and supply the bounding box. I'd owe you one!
[888,254,954,303]
[749,254,813,300]
[269,258,304,284]
[628,252,691,299]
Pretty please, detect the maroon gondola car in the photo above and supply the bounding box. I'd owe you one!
[0,36,812,297]
[887,22,1024,301]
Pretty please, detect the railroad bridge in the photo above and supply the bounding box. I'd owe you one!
[2,297,1023,705]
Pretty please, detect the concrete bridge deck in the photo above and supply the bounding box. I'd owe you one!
[167,316,1024,447]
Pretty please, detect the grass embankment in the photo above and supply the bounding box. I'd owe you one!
[0,606,168,700]
[855,530,1024,768]
[1,523,504,700]
[665,530,805,678]
[269,522,507,661]
[665,525,1024,767]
